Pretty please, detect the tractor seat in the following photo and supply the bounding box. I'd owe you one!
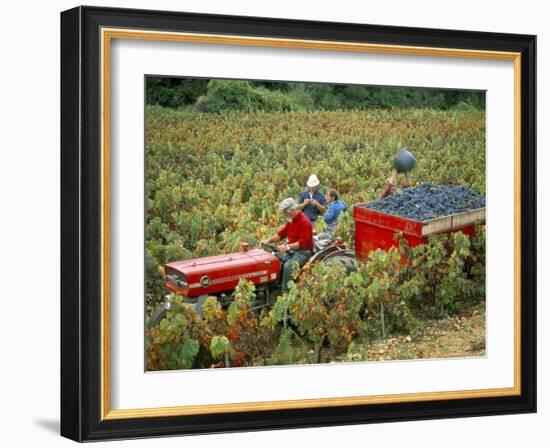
[313,233,334,253]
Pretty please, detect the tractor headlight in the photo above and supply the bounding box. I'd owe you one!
[166,270,189,291]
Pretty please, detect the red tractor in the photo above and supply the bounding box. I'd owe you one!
[160,234,357,316]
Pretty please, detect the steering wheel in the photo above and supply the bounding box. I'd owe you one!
[261,242,279,253]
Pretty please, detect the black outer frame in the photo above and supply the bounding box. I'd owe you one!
[60,5,536,442]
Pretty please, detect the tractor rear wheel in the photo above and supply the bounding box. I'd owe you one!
[320,249,358,272]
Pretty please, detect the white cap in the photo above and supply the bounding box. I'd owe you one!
[279,197,298,212]
[306,174,320,188]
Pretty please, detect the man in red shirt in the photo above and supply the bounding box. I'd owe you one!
[261,198,314,292]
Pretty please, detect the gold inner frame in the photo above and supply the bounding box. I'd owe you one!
[100,27,522,420]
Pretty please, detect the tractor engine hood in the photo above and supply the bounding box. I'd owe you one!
[164,248,282,298]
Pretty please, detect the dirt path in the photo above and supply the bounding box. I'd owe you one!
[366,306,486,362]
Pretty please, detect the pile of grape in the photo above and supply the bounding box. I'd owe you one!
[363,183,485,221]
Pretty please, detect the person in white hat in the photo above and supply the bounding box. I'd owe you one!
[297,174,327,223]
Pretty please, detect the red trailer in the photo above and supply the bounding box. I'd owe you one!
[353,205,485,262]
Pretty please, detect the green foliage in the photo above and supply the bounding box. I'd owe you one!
[210,335,232,360]
[146,297,208,370]
[145,106,486,306]
[400,230,485,318]
[468,224,486,298]
[269,327,309,366]
[202,296,227,335]
[273,263,367,361]
[196,80,298,113]
[227,280,255,327]
[224,280,277,367]
[146,78,485,111]
[146,77,208,108]
[333,210,355,246]
[144,101,486,370]
[146,230,485,370]
[363,248,419,335]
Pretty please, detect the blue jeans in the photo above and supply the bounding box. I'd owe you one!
[276,250,313,292]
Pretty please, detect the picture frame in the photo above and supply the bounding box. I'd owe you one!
[60,5,536,442]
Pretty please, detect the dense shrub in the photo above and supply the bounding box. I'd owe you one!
[400,231,485,318]
[195,80,298,113]
[145,296,210,370]
[146,77,485,111]
[361,248,419,336]
[146,77,208,108]
[271,263,367,362]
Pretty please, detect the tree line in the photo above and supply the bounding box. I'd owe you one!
[146,77,485,112]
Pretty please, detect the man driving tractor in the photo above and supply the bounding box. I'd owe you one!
[261,197,314,292]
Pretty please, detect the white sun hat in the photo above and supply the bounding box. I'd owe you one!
[306,174,320,188]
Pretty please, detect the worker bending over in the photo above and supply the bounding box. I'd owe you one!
[381,148,417,199]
